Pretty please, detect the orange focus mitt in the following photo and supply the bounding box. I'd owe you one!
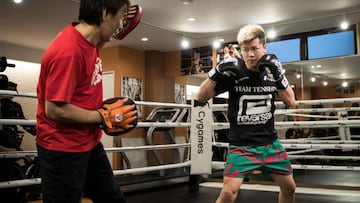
[97,97,138,136]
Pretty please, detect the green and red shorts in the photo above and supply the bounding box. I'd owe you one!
[223,139,293,178]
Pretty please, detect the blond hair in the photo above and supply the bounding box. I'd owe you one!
[237,24,266,45]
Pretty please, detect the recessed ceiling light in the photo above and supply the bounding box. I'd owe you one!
[218,38,225,42]
[340,73,346,77]
[181,0,194,5]
[13,0,23,4]
[213,40,220,49]
[340,21,349,30]
[141,37,148,41]
[316,64,322,68]
[181,39,189,48]
[187,17,196,22]
[268,30,277,39]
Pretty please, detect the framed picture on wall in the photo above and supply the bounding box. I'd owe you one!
[181,46,213,75]
[121,76,143,117]
[175,83,186,104]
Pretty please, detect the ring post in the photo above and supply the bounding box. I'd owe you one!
[190,93,213,175]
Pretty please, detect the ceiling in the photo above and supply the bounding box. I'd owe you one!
[1,0,360,87]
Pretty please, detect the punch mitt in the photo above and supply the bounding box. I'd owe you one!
[97,97,138,136]
[113,5,142,40]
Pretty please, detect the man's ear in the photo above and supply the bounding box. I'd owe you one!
[102,9,108,22]
[263,43,268,53]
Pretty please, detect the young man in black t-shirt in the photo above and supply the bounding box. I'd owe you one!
[196,24,296,203]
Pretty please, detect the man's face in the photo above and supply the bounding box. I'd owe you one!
[101,6,127,42]
[240,38,267,70]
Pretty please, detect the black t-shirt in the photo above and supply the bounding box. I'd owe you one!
[214,62,277,146]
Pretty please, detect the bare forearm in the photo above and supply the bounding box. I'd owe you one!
[196,79,216,102]
[278,86,296,107]
[45,100,102,124]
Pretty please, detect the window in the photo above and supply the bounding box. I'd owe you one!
[267,38,301,63]
[307,30,355,59]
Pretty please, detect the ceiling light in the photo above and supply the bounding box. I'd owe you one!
[181,39,189,48]
[267,28,277,39]
[296,73,301,79]
[181,0,194,5]
[13,0,23,3]
[218,38,225,42]
[141,37,148,41]
[213,40,221,49]
[311,77,316,82]
[341,21,349,29]
[323,81,328,86]
[340,14,349,30]
[316,64,322,68]
[342,81,348,87]
[187,17,196,22]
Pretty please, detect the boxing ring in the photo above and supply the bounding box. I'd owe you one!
[1,90,360,201]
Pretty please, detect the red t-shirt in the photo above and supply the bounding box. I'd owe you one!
[36,22,103,152]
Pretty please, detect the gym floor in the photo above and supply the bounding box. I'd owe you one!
[25,170,360,202]
[125,184,360,203]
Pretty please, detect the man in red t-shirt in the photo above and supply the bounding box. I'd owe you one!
[36,1,131,202]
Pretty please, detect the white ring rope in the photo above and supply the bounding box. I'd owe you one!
[289,155,360,161]
[280,140,360,144]
[212,141,360,150]
[286,149,324,155]
[292,164,360,171]
[3,90,359,109]
[295,136,341,140]
[275,120,360,129]
[113,161,191,176]
[0,143,191,159]
[275,107,360,115]
[211,161,360,171]
[1,118,358,133]
[280,97,360,106]
[0,151,37,158]
[5,139,359,159]
[283,143,360,150]
[284,113,336,119]
[213,97,360,110]
[215,120,360,130]
[0,90,37,98]
[138,122,190,128]
[135,101,190,108]
[0,161,192,189]
[0,178,42,189]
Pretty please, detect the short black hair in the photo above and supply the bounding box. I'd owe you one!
[79,0,130,26]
